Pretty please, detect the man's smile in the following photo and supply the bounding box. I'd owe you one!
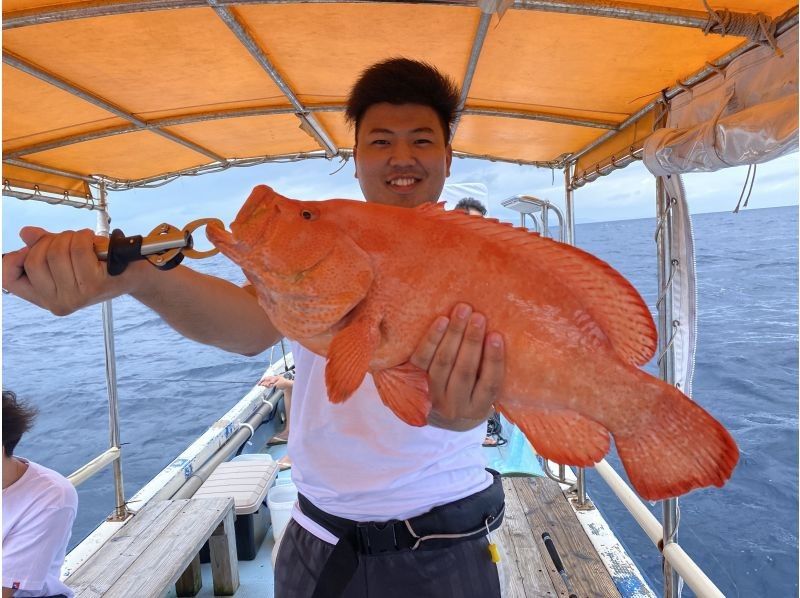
[387,174,422,193]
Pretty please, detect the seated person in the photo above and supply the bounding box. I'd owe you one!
[2,390,78,598]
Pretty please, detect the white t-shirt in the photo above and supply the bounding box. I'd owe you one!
[288,343,491,543]
[3,459,78,598]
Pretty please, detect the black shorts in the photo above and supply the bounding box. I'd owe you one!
[274,519,502,598]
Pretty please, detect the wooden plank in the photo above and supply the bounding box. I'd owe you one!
[499,478,559,597]
[68,500,185,597]
[514,477,621,598]
[103,498,235,598]
[175,554,202,597]
[209,507,240,595]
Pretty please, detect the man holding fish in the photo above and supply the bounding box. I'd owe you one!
[3,59,509,597]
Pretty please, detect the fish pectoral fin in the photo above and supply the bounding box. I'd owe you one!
[373,363,431,427]
[325,316,380,404]
[500,405,610,467]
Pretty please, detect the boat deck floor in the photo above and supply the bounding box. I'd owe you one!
[500,475,622,597]
[186,472,621,597]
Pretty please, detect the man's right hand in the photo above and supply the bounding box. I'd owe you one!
[3,225,281,355]
[2,227,143,316]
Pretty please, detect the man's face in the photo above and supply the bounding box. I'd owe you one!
[353,103,452,208]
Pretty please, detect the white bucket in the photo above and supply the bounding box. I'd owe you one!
[267,482,297,542]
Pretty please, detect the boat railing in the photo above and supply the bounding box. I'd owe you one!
[501,194,566,242]
[502,195,591,510]
[1,185,122,498]
[58,182,131,522]
[590,459,724,598]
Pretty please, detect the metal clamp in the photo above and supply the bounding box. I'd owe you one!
[96,217,225,275]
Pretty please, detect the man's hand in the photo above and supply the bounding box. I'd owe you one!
[2,227,141,316]
[410,303,505,431]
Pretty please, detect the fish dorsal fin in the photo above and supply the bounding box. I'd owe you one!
[418,205,656,366]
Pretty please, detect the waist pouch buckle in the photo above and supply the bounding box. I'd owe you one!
[356,520,413,554]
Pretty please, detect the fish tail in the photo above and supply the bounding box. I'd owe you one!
[614,381,739,501]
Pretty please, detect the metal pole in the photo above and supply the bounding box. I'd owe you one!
[172,396,277,499]
[96,181,128,521]
[207,0,338,158]
[576,467,587,506]
[541,204,549,238]
[564,164,576,245]
[655,162,680,596]
[450,10,492,138]
[2,188,99,210]
[562,162,586,503]
[5,0,795,36]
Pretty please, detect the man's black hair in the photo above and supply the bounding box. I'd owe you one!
[455,197,487,216]
[2,390,37,457]
[346,58,460,145]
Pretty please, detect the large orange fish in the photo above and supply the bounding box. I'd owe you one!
[207,185,738,501]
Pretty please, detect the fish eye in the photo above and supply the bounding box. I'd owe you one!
[301,210,314,220]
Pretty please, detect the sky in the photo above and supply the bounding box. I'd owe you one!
[2,152,798,254]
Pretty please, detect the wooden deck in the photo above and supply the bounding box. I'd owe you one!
[499,476,622,598]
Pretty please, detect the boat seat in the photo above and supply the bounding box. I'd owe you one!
[194,458,278,516]
[65,497,239,598]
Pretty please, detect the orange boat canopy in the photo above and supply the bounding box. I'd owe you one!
[3,0,797,198]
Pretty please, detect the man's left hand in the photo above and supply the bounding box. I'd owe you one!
[410,303,505,431]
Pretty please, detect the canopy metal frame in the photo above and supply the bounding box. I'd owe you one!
[3,3,786,596]
[3,2,796,191]
[2,51,228,164]
[1,0,789,36]
[207,0,338,157]
[3,106,619,162]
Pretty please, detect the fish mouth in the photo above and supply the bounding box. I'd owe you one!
[205,221,235,254]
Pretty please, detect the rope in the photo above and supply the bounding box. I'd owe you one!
[733,163,757,213]
[702,0,783,55]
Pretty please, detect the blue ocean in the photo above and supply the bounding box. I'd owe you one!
[3,205,797,597]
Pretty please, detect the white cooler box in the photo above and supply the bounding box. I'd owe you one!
[196,456,279,561]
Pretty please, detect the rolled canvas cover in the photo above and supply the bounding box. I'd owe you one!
[660,174,697,398]
[643,25,798,176]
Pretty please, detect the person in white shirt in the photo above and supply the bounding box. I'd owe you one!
[3,58,507,597]
[2,390,78,598]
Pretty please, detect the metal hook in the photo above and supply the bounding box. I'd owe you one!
[181,218,224,260]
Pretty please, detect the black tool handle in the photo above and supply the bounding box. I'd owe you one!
[543,532,578,598]
[542,532,565,573]
[107,228,145,276]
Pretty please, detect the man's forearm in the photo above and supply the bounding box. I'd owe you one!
[130,263,281,355]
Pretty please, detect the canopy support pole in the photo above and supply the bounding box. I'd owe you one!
[653,104,681,598]
[96,181,128,522]
[563,163,575,245]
